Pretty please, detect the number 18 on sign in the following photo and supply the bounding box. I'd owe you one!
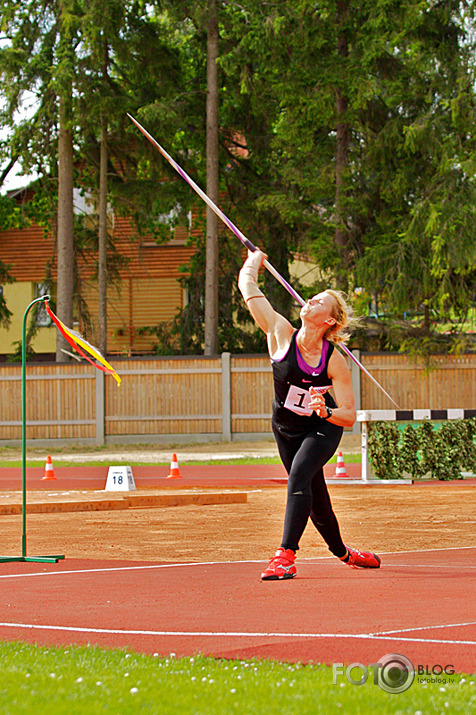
[105,466,136,491]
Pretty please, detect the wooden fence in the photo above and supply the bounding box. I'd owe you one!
[0,351,474,445]
[360,353,476,410]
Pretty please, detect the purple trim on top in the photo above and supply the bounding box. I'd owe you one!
[296,337,329,375]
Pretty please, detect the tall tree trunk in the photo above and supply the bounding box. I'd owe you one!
[98,112,108,356]
[204,0,219,355]
[56,93,74,362]
[423,303,431,333]
[335,1,349,291]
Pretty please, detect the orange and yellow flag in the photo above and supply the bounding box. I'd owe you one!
[45,300,121,386]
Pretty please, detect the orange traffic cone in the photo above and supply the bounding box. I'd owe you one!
[333,451,350,478]
[166,453,182,479]
[42,455,57,481]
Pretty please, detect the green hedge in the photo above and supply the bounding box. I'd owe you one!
[368,418,476,480]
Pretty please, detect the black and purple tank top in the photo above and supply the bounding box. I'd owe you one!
[271,330,338,434]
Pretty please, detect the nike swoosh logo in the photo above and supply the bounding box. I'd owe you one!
[302,379,312,383]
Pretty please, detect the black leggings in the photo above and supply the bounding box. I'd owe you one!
[272,423,347,557]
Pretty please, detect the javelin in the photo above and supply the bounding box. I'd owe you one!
[128,114,399,408]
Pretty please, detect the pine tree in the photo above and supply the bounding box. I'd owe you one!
[222,0,476,350]
[0,0,81,361]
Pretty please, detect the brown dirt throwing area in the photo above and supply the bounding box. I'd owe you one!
[1,483,474,563]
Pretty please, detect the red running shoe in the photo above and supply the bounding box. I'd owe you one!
[261,548,297,580]
[343,546,381,569]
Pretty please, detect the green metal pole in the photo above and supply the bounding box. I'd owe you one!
[0,294,64,563]
[21,294,50,557]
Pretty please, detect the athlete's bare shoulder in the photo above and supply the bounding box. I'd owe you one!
[268,316,295,359]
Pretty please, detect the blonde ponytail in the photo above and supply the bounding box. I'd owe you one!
[323,290,357,345]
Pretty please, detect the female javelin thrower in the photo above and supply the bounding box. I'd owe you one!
[239,248,381,580]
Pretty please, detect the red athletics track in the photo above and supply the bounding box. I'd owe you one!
[0,463,341,490]
[0,547,474,673]
[3,464,475,490]
[1,464,474,490]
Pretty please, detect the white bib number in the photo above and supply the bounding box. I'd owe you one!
[284,384,313,416]
[283,384,332,417]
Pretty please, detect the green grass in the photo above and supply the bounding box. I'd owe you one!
[0,454,361,469]
[0,641,473,714]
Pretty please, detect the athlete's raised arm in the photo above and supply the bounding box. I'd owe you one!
[238,249,294,358]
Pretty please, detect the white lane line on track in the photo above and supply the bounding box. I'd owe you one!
[371,621,476,636]
[0,561,265,579]
[370,545,476,555]
[0,622,474,645]
[354,564,476,568]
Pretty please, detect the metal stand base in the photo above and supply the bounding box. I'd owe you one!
[0,555,65,563]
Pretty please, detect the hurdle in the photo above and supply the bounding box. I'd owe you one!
[357,409,476,482]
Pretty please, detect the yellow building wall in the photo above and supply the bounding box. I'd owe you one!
[0,278,184,357]
[81,277,184,355]
[32,323,56,354]
[0,263,317,357]
[0,282,56,355]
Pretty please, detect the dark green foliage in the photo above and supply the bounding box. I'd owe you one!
[416,419,443,480]
[367,422,402,479]
[221,0,476,350]
[399,423,426,480]
[459,418,476,474]
[416,419,473,481]
[368,418,476,480]
[1,1,475,355]
[432,421,466,481]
